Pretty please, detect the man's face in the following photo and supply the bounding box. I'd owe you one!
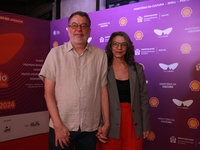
[68,15,91,45]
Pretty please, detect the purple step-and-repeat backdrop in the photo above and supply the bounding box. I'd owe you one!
[50,0,200,149]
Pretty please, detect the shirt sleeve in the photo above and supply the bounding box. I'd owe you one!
[100,52,108,87]
[38,48,56,82]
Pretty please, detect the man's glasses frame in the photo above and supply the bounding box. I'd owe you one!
[68,22,89,30]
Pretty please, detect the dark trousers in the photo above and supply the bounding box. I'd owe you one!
[49,127,97,150]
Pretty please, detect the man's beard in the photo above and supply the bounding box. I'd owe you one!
[74,39,87,44]
[74,36,89,44]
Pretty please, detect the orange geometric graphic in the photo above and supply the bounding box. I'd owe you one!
[0,33,24,64]
[149,97,159,107]
[181,7,192,17]
[188,118,199,129]
[189,80,200,91]
[119,17,128,26]
[134,30,143,40]
[180,43,191,54]
[147,131,155,141]
[53,41,59,47]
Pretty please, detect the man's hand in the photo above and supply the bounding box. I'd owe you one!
[54,124,70,148]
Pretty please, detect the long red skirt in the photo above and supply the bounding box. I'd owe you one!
[96,103,143,150]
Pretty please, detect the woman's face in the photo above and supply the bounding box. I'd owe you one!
[111,36,127,59]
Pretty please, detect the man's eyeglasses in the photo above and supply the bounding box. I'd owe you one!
[111,41,127,49]
[68,22,89,30]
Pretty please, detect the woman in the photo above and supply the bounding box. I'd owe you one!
[96,31,151,150]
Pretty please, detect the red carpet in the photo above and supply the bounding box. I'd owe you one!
[0,133,49,150]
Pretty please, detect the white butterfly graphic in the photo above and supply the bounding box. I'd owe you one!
[87,37,92,43]
[154,27,173,36]
[159,63,178,70]
[172,99,193,107]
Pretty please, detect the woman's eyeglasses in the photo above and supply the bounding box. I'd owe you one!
[68,22,89,30]
[111,41,127,49]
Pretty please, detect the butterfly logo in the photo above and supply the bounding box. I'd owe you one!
[87,37,92,43]
[172,99,193,107]
[159,63,178,70]
[154,27,173,36]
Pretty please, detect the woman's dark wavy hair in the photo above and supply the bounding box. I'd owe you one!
[106,31,135,66]
[68,11,91,27]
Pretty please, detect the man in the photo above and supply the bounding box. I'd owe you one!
[39,11,110,150]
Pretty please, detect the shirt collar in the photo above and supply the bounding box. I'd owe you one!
[67,41,92,53]
[67,41,74,52]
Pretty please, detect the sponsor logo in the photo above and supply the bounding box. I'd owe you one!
[134,31,143,40]
[30,121,40,127]
[53,41,58,47]
[149,97,159,107]
[158,118,175,124]
[181,7,192,17]
[185,26,200,33]
[98,22,110,28]
[137,16,143,23]
[135,49,140,55]
[171,136,195,145]
[87,37,92,43]
[4,126,11,133]
[196,63,200,71]
[119,17,127,26]
[180,43,191,54]
[99,36,110,43]
[189,80,200,91]
[188,118,199,129]
[159,83,177,89]
[53,30,60,36]
[170,136,176,143]
[154,27,173,36]
[172,98,193,109]
[143,14,158,22]
[159,63,178,72]
[147,131,155,141]
[135,48,156,55]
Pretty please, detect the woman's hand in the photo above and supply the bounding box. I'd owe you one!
[143,131,150,139]
[96,126,109,143]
